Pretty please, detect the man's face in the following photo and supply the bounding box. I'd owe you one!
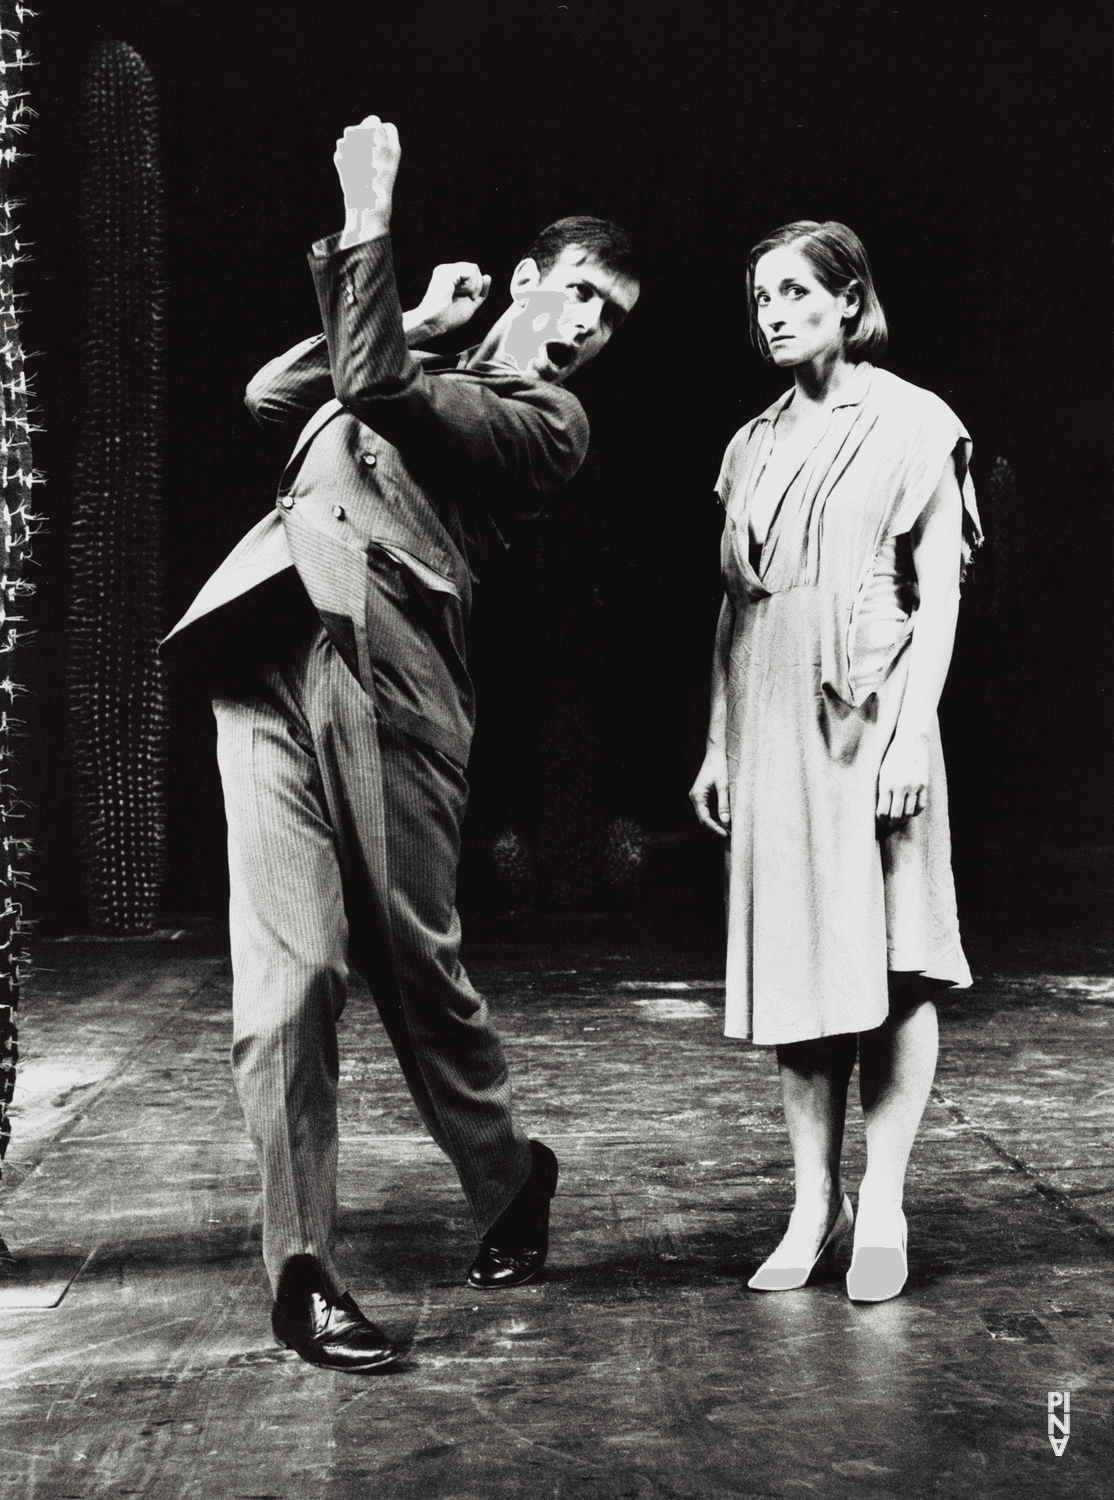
[504,246,640,383]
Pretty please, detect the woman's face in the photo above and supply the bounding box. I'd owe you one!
[752,246,857,367]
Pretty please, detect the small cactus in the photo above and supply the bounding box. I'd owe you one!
[492,828,534,903]
[602,817,646,889]
[0,0,36,1185]
[67,40,167,934]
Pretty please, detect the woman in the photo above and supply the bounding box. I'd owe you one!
[690,221,980,1302]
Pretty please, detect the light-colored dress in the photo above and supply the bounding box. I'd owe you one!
[715,364,981,1045]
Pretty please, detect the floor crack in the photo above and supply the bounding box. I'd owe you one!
[930,1085,1114,1250]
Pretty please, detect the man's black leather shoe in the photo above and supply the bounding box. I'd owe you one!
[271,1255,399,1373]
[468,1140,559,1290]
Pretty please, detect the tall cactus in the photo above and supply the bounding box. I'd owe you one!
[68,40,167,934]
[0,0,37,1214]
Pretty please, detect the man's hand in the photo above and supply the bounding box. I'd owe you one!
[404,262,492,344]
[335,115,401,247]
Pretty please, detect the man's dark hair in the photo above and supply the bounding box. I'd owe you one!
[525,215,640,283]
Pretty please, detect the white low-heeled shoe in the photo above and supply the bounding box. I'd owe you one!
[845,1206,908,1302]
[747,1193,854,1292]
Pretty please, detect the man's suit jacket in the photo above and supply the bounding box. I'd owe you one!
[161,233,590,766]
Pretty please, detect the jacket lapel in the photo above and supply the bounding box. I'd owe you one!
[280,398,345,487]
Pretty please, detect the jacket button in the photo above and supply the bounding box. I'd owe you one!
[332,505,345,520]
[279,497,294,510]
[360,452,377,468]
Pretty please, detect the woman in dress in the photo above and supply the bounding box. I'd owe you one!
[690,221,980,1301]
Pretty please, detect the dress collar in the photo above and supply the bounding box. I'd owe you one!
[754,361,874,424]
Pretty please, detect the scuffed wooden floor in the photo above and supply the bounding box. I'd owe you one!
[1,872,1112,1498]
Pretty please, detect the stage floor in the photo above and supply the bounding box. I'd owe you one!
[2,855,1112,1498]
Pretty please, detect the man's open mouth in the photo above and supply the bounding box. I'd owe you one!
[544,341,576,369]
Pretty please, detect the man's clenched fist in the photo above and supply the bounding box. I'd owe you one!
[335,114,400,246]
[415,263,492,337]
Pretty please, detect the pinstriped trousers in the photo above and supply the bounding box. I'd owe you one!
[213,623,532,1298]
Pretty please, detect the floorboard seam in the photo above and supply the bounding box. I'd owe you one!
[6,959,231,1191]
[930,1085,1114,1249]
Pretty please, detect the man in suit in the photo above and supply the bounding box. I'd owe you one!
[162,114,640,1373]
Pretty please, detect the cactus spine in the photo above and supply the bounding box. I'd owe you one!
[68,40,167,934]
[0,0,37,1206]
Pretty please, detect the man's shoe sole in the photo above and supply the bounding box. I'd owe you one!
[276,1332,400,1372]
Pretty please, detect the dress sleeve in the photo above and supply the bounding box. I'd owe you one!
[881,396,983,572]
[714,427,750,508]
[820,381,984,708]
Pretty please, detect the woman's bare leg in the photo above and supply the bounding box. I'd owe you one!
[765,1034,858,1264]
[857,993,939,1219]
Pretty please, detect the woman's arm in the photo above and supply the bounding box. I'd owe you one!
[875,463,964,822]
[689,592,736,837]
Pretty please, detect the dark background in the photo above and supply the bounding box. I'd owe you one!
[16,0,1113,931]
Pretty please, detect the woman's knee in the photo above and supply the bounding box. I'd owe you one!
[886,970,947,1025]
[777,1032,858,1076]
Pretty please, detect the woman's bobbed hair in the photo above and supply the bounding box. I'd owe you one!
[746,220,888,363]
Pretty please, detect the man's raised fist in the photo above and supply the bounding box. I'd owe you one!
[334,114,401,225]
[415,262,492,337]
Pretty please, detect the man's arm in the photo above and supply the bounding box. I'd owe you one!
[318,114,588,496]
[243,109,488,431]
[312,236,587,494]
[245,336,336,428]
[245,262,493,429]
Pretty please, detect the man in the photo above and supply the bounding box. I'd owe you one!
[162,114,640,1373]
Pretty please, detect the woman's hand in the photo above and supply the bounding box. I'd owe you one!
[690,748,731,838]
[876,730,930,824]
